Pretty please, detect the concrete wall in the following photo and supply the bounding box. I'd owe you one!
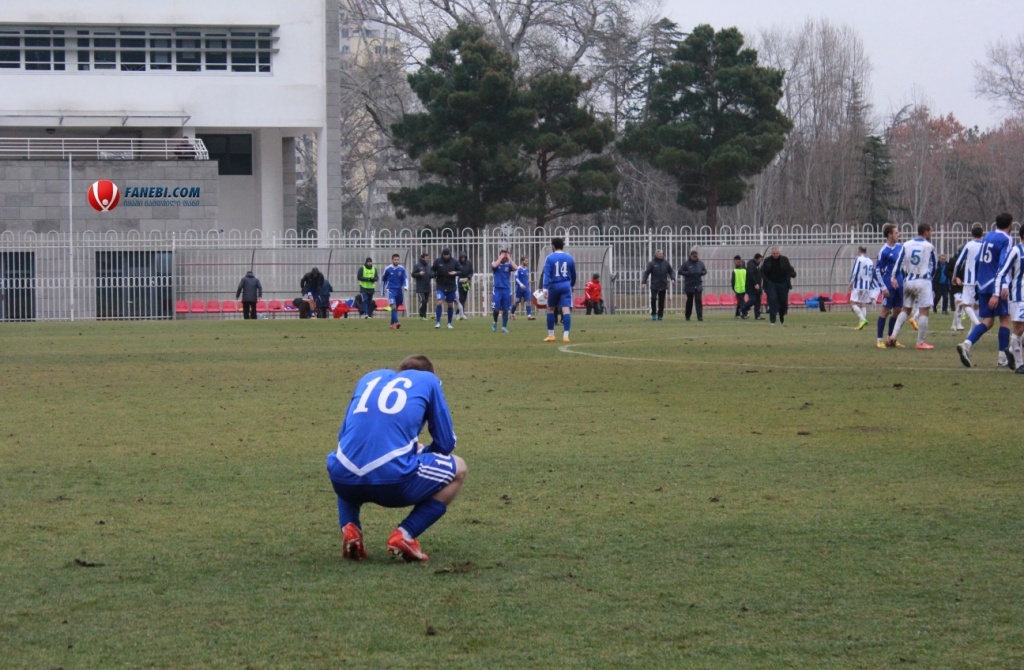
[0,159,218,235]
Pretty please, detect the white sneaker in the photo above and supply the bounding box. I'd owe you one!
[435,322,440,329]
[998,352,1009,367]
[447,323,454,329]
[956,341,972,368]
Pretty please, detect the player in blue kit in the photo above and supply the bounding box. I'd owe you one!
[381,254,407,329]
[542,237,576,343]
[511,257,534,320]
[325,355,467,562]
[874,223,905,348]
[994,227,1024,373]
[490,249,517,333]
[957,213,1015,368]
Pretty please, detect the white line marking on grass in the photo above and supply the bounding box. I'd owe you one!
[557,339,1002,373]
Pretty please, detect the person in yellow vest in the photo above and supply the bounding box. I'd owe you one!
[357,257,379,319]
[731,256,747,319]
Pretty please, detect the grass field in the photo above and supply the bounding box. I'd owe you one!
[2,311,1023,668]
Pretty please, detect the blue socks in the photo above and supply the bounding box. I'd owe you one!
[526,305,532,317]
[399,499,447,538]
[547,312,556,331]
[888,316,896,336]
[967,323,989,344]
[999,326,1010,351]
[502,312,508,328]
[435,305,442,323]
[391,308,398,324]
[563,313,571,334]
[337,497,361,529]
[877,316,886,339]
[447,306,453,324]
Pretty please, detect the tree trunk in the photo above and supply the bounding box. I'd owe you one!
[706,186,719,229]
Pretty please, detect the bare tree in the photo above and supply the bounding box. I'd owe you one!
[975,35,1024,117]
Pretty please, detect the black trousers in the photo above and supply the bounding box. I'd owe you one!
[935,284,950,313]
[734,291,745,316]
[766,281,789,323]
[650,289,666,318]
[685,291,703,320]
[417,291,430,318]
[740,290,762,318]
[242,301,257,319]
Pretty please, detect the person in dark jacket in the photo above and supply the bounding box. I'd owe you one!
[455,251,473,320]
[932,254,950,314]
[641,250,675,321]
[739,254,764,320]
[300,267,325,300]
[235,270,263,319]
[760,247,797,325]
[411,253,433,320]
[677,250,707,321]
[316,279,333,319]
[356,258,378,318]
[432,248,460,328]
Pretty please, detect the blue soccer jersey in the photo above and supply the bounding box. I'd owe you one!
[382,265,407,291]
[331,369,456,485]
[849,256,876,290]
[493,262,513,293]
[515,267,530,293]
[875,243,904,288]
[976,230,1014,294]
[543,251,576,289]
[997,242,1024,303]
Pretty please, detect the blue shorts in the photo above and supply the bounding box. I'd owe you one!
[436,289,457,303]
[977,293,1009,319]
[326,451,457,508]
[547,283,573,310]
[881,282,903,309]
[492,291,511,311]
[388,288,404,308]
[515,288,529,302]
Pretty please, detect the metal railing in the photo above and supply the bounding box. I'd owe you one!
[0,137,209,161]
[0,222,1011,321]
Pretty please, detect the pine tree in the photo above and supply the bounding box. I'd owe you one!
[520,72,619,228]
[388,25,535,230]
[619,24,792,229]
[863,135,896,227]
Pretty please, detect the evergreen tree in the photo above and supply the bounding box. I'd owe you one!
[521,72,619,228]
[619,24,792,229]
[863,135,896,227]
[388,25,535,230]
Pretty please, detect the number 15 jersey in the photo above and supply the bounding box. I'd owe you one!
[333,369,456,485]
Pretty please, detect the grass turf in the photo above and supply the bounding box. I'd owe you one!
[1,312,1022,668]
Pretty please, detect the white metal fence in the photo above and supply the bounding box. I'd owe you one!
[0,222,1015,321]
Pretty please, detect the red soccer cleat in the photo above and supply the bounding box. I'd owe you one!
[342,523,367,561]
[386,528,428,562]
[915,343,934,350]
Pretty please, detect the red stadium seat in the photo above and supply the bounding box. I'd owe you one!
[375,298,389,310]
[573,296,587,309]
[761,293,768,306]
[190,300,205,313]
[788,293,805,306]
[222,300,237,313]
[831,292,850,305]
[205,300,221,314]
[268,300,283,312]
[175,300,189,315]
[256,300,267,313]
[703,294,721,306]
[719,294,737,306]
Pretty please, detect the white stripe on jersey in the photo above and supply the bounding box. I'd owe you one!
[996,243,1024,302]
[955,240,983,286]
[849,256,876,290]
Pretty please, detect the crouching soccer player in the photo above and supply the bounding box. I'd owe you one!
[325,355,467,562]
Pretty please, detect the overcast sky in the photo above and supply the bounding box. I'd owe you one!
[663,0,1024,130]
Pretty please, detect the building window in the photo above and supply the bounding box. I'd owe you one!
[0,25,277,73]
[197,134,253,176]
